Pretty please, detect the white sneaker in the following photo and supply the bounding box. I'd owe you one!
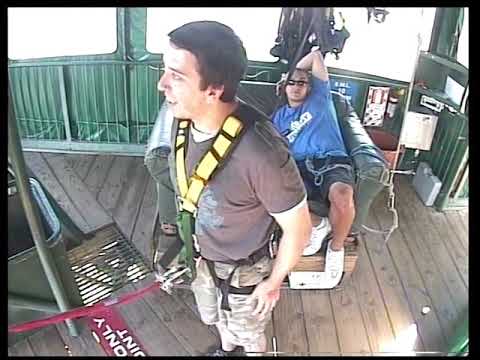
[289,239,345,290]
[303,218,331,256]
[323,240,345,288]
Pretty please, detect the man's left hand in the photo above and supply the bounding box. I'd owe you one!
[248,279,281,319]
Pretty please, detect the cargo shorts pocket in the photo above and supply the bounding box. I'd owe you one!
[190,259,220,325]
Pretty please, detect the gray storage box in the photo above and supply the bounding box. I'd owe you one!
[412,162,442,206]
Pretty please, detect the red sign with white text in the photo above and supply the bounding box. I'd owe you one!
[86,307,148,356]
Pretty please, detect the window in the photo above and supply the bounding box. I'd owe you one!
[8,7,117,60]
[146,7,282,62]
[456,7,468,69]
[324,8,437,82]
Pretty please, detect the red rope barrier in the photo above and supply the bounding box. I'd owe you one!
[9,282,161,334]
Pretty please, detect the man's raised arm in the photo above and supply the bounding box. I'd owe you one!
[295,49,329,81]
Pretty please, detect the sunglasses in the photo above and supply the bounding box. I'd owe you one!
[286,79,308,87]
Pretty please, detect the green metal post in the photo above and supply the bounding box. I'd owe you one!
[8,87,79,337]
[448,314,468,355]
[8,294,61,314]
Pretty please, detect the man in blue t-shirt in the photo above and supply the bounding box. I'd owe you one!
[272,50,355,273]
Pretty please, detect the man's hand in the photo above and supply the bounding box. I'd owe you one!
[296,49,328,81]
[275,73,288,96]
[249,279,281,319]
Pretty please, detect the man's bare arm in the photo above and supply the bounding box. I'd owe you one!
[249,200,311,318]
[295,49,329,81]
[268,201,311,288]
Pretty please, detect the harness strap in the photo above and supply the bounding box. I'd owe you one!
[156,116,245,277]
[202,242,271,311]
[176,116,244,215]
[205,261,255,311]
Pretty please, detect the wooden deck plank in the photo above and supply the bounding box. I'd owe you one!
[363,205,425,352]
[23,152,91,233]
[444,211,468,251]
[130,177,157,263]
[329,281,372,355]
[83,155,115,197]
[399,177,468,311]
[442,211,469,256]
[293,243,358,272]
[426,211,468,287]
[27,326,70,356]
[351,239,396,354]
[44,154,113,233]
[68,154,97,181]
[133,176,178,264]
[273,290,309,355]
[8,338,35,357]
[98,156,135,213]
[130,276,219,356]
[175,288,220,336]
[457,209,468,230]
[112,158,150,239]
[57,153,76,170]
[300,290,340,356]
[11,155,468,356]
[56,320,106,356]
[113,283,190,356]
[373,185,447,351]
[395,177,462,343]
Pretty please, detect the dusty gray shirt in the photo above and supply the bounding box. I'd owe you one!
[170,102,306,262]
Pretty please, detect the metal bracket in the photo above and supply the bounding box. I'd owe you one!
[420,95,444,113]
[420,95,458,114]
[156,266,190,294]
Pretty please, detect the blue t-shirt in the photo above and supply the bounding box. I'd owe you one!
[272,78,347,161]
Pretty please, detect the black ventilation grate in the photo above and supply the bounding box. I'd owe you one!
[67,225,151,306]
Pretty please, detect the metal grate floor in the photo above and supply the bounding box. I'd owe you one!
[67,225,151,306]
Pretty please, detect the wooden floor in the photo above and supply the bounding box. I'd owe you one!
[9,152,469,356]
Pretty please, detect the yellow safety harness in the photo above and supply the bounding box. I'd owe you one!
[175,116,244,214]
[153,113,275,310]
[173,116,245,279]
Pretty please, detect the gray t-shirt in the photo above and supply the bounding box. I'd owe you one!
[170,102,306,262]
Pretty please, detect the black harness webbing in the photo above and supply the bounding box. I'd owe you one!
[204,242,271,311]
[154,113,278,310]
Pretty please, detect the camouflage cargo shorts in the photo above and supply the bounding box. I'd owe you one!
[191,256,273,347]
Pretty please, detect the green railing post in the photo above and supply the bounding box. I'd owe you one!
[448,311,469,356]
[8,86,79,337]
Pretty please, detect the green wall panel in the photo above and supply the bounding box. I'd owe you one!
[65,65,129,142]
[8,67,66,141]
[128,65,164,144]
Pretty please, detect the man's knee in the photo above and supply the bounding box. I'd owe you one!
[328,182,355,214]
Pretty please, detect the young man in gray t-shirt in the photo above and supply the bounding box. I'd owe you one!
[157,21,311,355]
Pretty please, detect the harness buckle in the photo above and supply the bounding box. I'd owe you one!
[192,234,200,253]
[178,197,198,218]
[156,266,190,294]
[268,232,278,258]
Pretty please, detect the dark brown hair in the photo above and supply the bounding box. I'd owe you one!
[168,21,247,102]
